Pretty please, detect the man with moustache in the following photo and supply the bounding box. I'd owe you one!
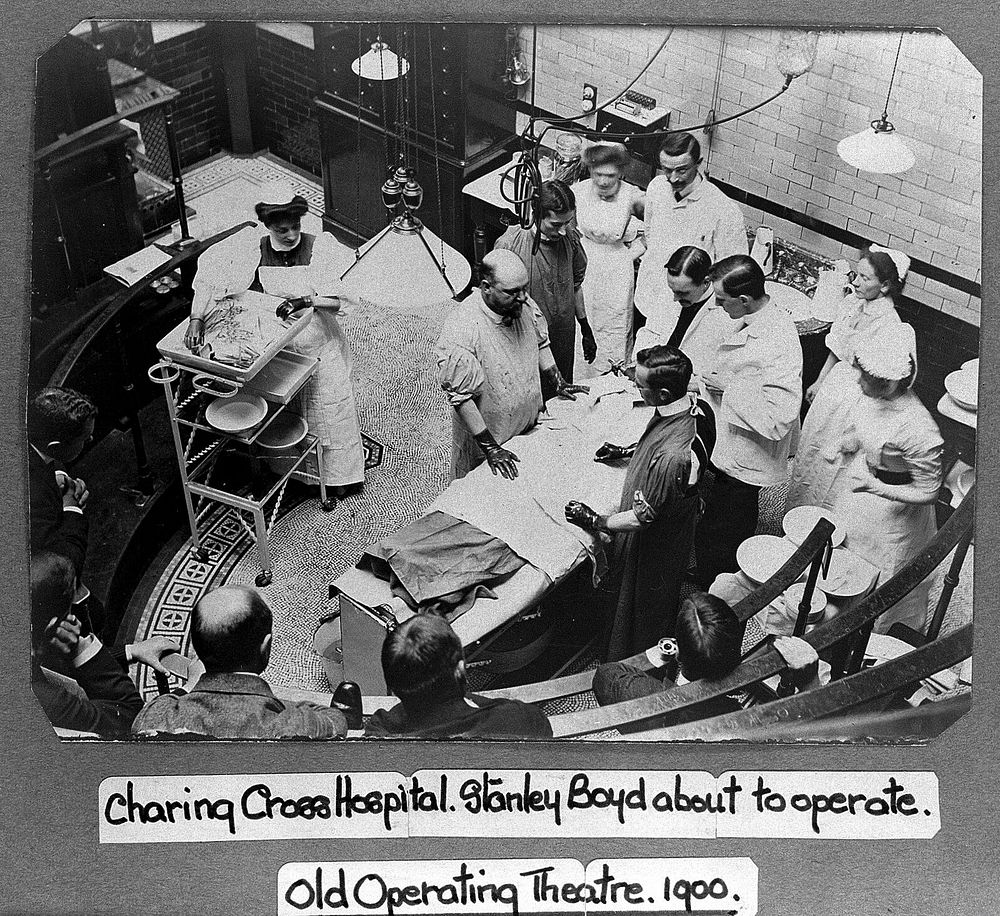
[436,248,586,481]
[634,132,747,342]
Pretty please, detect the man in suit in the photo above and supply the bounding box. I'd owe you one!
[27,387,96,575]
[365,614,553,739]
[31,552,144,739]
[132,586,348,739]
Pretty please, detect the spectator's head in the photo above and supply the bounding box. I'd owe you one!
[665,245,713,307]
[657,132,702,196]
[710,255,768,319]
[480,249,530,321]
[191,586,273,675]
[634,344,692,407]
[535,179,576,241]
[30,551,76,651]
[674,592,742,682]
[28,387,97,463]
[381,615,466,713]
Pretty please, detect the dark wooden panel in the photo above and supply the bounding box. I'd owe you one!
[35,34,117,149]
[318,102,470,254]
[317,22,513,163]
[32,126,144,311]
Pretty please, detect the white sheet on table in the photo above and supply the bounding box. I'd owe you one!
[431,375,654,583]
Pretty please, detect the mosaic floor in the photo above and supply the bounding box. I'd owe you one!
[133,154,454,699]
[134,154,973,710]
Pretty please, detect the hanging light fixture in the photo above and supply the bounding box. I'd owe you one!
[837,32,915,174]
[341,26,471,310]
[351,30,409,81]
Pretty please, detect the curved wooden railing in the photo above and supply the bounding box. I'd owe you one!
[485,517,837,706]
[529,487,973,738]
[632,622,972,742]
[46,221,255,388]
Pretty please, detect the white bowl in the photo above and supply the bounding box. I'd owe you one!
[945,369,978,411]
[205,392,268,433]
[782,505,846,548]
[782,582,828,625]
[956,468,975,498]
[817,548,873,598]
[737,535,797,585]
[765,281,815,322]
[961,358,979,374]
[256,412,308,450]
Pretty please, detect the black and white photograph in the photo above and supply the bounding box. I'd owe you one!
[23,19,979,744]
[4,8,998,914]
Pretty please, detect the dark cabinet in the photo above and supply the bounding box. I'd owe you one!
[32,126,145,311]
[315,22,516,257]
[33,34,145,313]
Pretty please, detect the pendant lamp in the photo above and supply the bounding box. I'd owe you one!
[341,23,472,312]
[351,34,409,81]
[837,33,915,174]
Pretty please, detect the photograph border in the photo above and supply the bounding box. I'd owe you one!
[2,2,995,913]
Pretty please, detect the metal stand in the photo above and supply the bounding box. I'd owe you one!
[164,109,194,245]
[148,354,328,586]
[341,213,458,297]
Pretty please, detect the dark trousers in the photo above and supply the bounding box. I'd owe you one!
[695,467,761,588]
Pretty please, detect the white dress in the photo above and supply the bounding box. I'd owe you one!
[571,179,640,377]
[833,391,943,634]
[786,297,903,511]
[192,228,365,487]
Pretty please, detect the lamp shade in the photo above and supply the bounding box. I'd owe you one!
[837,124,916,174]
[352,40,410,81]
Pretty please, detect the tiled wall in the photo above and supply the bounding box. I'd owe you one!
[521,26,982,328]
[254,25,322,178]
[146,23,228,168]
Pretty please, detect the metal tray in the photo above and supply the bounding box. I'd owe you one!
[243,349,318,405]
[156,290,313,382]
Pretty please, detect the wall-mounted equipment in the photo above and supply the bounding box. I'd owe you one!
[502,26,531,98]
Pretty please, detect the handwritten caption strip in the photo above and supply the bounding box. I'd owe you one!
[276,858,759,916]
[98,770,940,843]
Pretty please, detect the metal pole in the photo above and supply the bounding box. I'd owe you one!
[113,316,157,501]
[42,163,78,303]
[164,108,192,241]
[149,362,205,560]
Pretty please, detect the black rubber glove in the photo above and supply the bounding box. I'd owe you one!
[276,296,312,320]
[594,442,637,464]
[579,318,597,363]
[565,500,607,532]
[542,366,590,401]
[474,429,520,480]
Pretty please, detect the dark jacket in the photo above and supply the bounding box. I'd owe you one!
[32,646,144,738]
[365,693,553,739]
[29,446,88,573]
[131,672,348,739]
